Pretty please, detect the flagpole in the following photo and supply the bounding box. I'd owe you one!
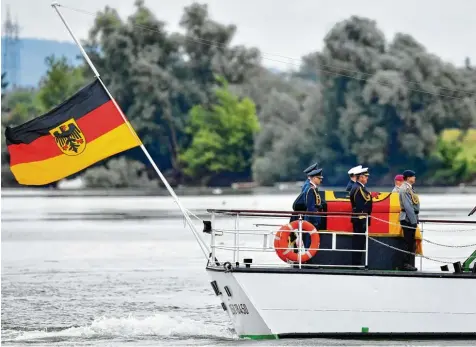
[469,206,476,217]
[50,2,210,257]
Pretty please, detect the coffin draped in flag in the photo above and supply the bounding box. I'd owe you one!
[4,78,142,185]
[321,191,423,254]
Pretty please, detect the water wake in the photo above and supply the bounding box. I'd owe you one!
[3,312,237,343]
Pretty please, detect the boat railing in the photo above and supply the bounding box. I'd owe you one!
[202,209,476,272]
[204,209,370,270]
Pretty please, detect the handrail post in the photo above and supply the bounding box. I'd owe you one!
[211,211,216,265]
[419,222,423,271]
[236,213,240,265]
[233,213,237,264]
[298,214,303,269]
[365,214,369,269]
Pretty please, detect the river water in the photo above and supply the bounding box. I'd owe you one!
[2,192,476,346]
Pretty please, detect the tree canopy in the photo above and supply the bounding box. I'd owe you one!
[2,3,476,188]
[179,77,259,185]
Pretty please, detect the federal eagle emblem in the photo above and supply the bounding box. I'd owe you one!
[49,119,86,156]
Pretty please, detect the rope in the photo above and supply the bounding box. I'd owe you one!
[370,216,476,232]
[184,208,203,222]
[422,238,476,248]
[368,237,461,264]
[57,4,476,101]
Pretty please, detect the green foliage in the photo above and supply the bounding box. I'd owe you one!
[179,78,260,184]
[82,1,260,177]
[1,88,43,127]
[37,55,85,112]
[1,55,85,129]
[427,129,476,185]
[3,2,476,188]
[82,157,158,188]
[441,129,476,163]
[247,15,476,185]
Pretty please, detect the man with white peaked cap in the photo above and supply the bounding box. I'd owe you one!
[349,166,373,267]
[346,165,362,192]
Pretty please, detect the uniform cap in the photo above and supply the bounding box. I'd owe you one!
[348,165,362,175]
[403,170,416,179]
[303,162,319,174]
[308,168,323,178]
[394,174,404,182]
[356,167,369,176]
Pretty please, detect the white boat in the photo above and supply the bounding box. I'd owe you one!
[195,202,476,340]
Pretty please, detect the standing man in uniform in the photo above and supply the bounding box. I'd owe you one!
[392,174,404,192]
[349,167,373,267]
[302,167,324,248]
[304,168,324,227]
[292,167,324,248]
[398,170,419,271]
[346,165,362,192]
[302,162,319,193]
[290,162,319,222]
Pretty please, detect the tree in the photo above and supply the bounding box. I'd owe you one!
[0,88,43,128]
[179,78,260,185]
[83,1,260,182]
[3,6,476,188]
[294,16,476,184]
[82,157,158,188]
[37,55,86,112]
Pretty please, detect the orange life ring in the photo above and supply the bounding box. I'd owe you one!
[274,220,320,263]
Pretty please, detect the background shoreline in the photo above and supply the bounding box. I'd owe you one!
[2,185,476,197]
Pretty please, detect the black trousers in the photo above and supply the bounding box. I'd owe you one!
[351,219,366,266]
[400,220,416,266]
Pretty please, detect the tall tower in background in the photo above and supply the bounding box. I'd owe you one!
[2,5,21,88]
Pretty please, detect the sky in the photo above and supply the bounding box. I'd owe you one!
[1,0,476,70]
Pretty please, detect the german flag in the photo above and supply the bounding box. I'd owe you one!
[4,78,142,185]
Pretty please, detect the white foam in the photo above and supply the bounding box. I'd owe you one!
[7,312,236,342]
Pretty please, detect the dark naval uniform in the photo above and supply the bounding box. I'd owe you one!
[303,173,324,248]
[301,179,310,193]
[345,180,354,192]
[398,170,420,271]
[303,181,323,229]
[291,167,324,247]
[301,162,318,193]
[349,179,373,266]
[291,162,319,222]
[346,165,362,192]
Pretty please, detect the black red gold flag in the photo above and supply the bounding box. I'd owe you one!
[4,78,142,185]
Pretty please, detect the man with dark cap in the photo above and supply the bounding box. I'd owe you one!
[349,167,373,267]
[290,162,319,222]
[303,167,324,226]
[297,167,325,248]
[398,170,419,271]
[302,162,319,193]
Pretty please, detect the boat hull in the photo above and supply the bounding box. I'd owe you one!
[206,267,476,340]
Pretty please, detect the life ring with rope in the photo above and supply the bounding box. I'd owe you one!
[274,220,320,263]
